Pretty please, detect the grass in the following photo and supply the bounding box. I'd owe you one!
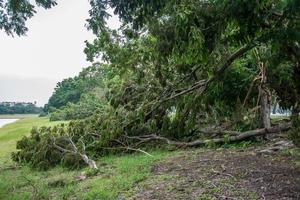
[271,115,289,122]
[0,116,298,199]
[0,116,171,200]
[0,114,39,119]
[0,151,169,200]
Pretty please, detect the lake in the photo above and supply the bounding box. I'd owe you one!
[0,119,18,128]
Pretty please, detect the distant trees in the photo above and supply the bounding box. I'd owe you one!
[45,65,109,120]
[0,102,42,114]
[46,78,81,111]
[46,65,106,111]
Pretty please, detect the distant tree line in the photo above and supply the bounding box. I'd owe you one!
[44,65,108,121]
[0,102,43,114]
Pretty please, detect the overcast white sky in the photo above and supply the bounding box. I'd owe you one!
[0,0,120,106]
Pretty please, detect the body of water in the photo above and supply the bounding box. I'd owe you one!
[0,119,18,128]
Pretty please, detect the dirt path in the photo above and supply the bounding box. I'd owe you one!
[130,144,300,200]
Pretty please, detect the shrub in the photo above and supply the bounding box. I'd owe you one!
[38,112,48,117]
[290,117,300,147]
[11,125,84,170]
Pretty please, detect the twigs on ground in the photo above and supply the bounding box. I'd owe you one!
[211,169,236,180]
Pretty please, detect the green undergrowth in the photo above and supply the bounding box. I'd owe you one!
[0,150,170,200]
[1,116,297,199]
[0,116,172,199]
[280,147,300,167]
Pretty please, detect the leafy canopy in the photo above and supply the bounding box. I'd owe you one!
[0,0,57,36]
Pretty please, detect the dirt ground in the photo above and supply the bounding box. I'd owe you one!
[130,140,300,200]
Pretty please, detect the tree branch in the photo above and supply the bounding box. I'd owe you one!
[142,42,258,120]
[52,136,98,169]
[126,122,291,148]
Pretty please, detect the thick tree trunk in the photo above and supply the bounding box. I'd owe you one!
[259,62,271,129]
[260,86,271,129]
[291,101,299,129]
[291,106,299,119]
[128,122,291,148]
[272,103,277,114]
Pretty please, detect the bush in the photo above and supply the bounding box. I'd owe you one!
[49,93,107,121]
[290,117,300,147]
[50,111,67,121]
[12,104,164,169]
[38,112,48,117]
[12,125,85,170]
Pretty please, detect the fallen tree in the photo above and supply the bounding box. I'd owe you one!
[11,0,300,170]
[12,114,293,170]
[124,122,292,148]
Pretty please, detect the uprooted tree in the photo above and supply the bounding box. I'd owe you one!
[8,0,300,169]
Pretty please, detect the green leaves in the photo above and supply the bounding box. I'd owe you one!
[11,0,300,168]
[0,0,57,36]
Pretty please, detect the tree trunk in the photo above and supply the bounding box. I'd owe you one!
[272,103,277,114]
[291,101,299,127]
[260,86,271,129]
[259,62,271,129]
[129,122,291,148]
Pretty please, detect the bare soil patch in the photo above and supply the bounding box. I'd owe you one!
[130,141,300,200]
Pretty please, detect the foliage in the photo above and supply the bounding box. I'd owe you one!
[45,64,110,121]
[0,116,65,166]
[0,103,43,114]
[10,0,300,168]
[1,149,169,199]
[12,125,84,170]
[289,116,300,147]
[49,92,107,121]
[290,127,300,147]
[0,0,57,36]
[45,65,106,111]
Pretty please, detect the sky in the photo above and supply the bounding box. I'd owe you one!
[0,0,120,106]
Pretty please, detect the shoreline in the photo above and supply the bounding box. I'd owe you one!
[0,119,19,128]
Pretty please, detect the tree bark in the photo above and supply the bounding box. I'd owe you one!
[272,103,277,114]
[52,136,98,169]
[81,154,98,169]
[260,86,271,128]
[291,101,299,128]
[127,122,291,148]
[259,62,271,129]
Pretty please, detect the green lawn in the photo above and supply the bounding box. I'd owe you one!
[271,115,290,123]
[0,116,170,199]
[0,114,39,119]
